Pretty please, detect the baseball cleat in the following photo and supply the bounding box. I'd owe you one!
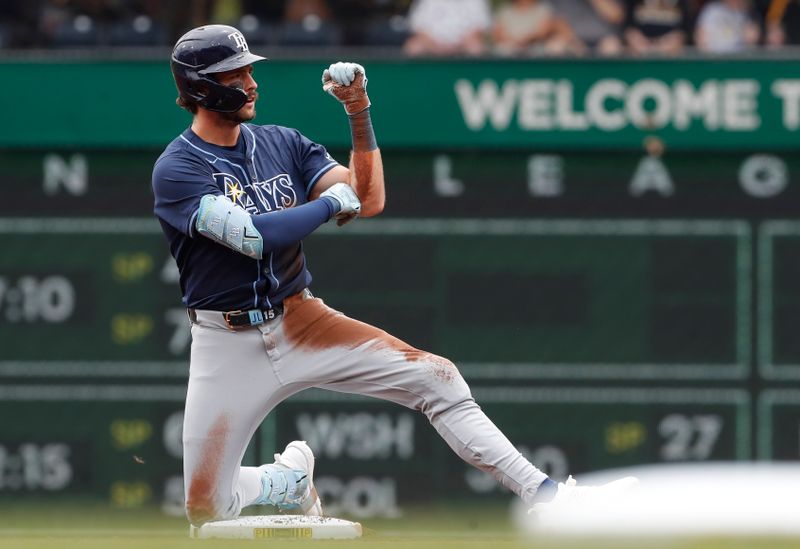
[529,475,639,517]
[255,441,322,515]
[272,441,323,516]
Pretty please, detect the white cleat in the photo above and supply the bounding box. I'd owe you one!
[273,441,323,516]
[530,475,640,517]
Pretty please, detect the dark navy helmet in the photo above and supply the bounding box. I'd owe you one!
[171,25,266,113]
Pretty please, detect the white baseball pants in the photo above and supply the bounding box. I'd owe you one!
[182,290,547,524]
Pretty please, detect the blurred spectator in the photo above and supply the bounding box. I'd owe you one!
[208,0,243,25]
[554,0,625,55]
[0,0,38,47]
[765,0,800,46]
[285,0,331,23]
[694,0,760,52]
[241,0,285,23]
[35,0,169,46]
[180,0,242,28]
[492,0,577,55]
[624,0,691,55]
[279,0,340,47]
[404,0,491,56]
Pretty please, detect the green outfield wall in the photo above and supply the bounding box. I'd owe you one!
[2,57,800,149]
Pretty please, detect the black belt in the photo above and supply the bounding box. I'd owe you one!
[186,304,282,329]
[223,306,283,328]
[188,289,312,329]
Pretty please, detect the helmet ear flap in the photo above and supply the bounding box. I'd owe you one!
[173,67,205,105]
[187,75,210,103]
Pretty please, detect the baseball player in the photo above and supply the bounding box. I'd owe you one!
[152,25,636,527]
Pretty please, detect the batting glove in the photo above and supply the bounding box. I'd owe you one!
[322,62,370,115]
[320,182,361,225]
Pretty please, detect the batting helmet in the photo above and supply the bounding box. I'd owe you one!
[171,25,266,113]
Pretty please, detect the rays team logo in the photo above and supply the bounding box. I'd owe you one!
[214,172,298,214]
[228,31,249,52]
[215,172,249,208]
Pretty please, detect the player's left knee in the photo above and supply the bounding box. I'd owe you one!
[411,351,458,380]
[423,354,462,385]
[417,353,472,400]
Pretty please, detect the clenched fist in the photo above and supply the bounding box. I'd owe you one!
[322,62,370,115]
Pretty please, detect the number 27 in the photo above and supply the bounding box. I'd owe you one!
[659,414,723,461]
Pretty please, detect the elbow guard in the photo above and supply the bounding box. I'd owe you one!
[194,194,263,259]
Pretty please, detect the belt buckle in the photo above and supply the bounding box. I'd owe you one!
[223,310,243,329]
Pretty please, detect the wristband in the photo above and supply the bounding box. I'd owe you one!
[348,108,378,152]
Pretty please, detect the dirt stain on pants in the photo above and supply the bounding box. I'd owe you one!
[186,414,229,525]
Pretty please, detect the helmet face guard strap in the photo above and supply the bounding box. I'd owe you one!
[170,25,266,113]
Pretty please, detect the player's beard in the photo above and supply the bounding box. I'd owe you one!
[220,105,256,124]
[215,90,258,124]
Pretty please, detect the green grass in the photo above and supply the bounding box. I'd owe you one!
[1,501,799,549]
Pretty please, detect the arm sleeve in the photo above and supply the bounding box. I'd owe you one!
[152,154,219,235]
[252,198,337,253]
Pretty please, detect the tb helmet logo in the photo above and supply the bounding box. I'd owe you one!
[228,31,249,52]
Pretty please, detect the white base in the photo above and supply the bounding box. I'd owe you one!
[189,515,362,540]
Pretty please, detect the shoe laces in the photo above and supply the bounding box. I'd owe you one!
[275,449,313,508]
[260,464,309,509]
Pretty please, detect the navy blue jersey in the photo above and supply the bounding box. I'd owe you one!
[152,123,339,310]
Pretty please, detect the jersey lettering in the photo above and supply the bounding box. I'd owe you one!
[214,172,298,214]
[273,176,297,209]
[251,174,298,212]
[243,194,256,213]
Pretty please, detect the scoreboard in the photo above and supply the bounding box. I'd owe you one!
[0,147,798,515]
[4,148,800,218]
[0,217,749,377]
[0,386,751,517]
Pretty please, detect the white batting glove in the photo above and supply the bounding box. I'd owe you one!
[320,182,361,225]
[322,62,370,115]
